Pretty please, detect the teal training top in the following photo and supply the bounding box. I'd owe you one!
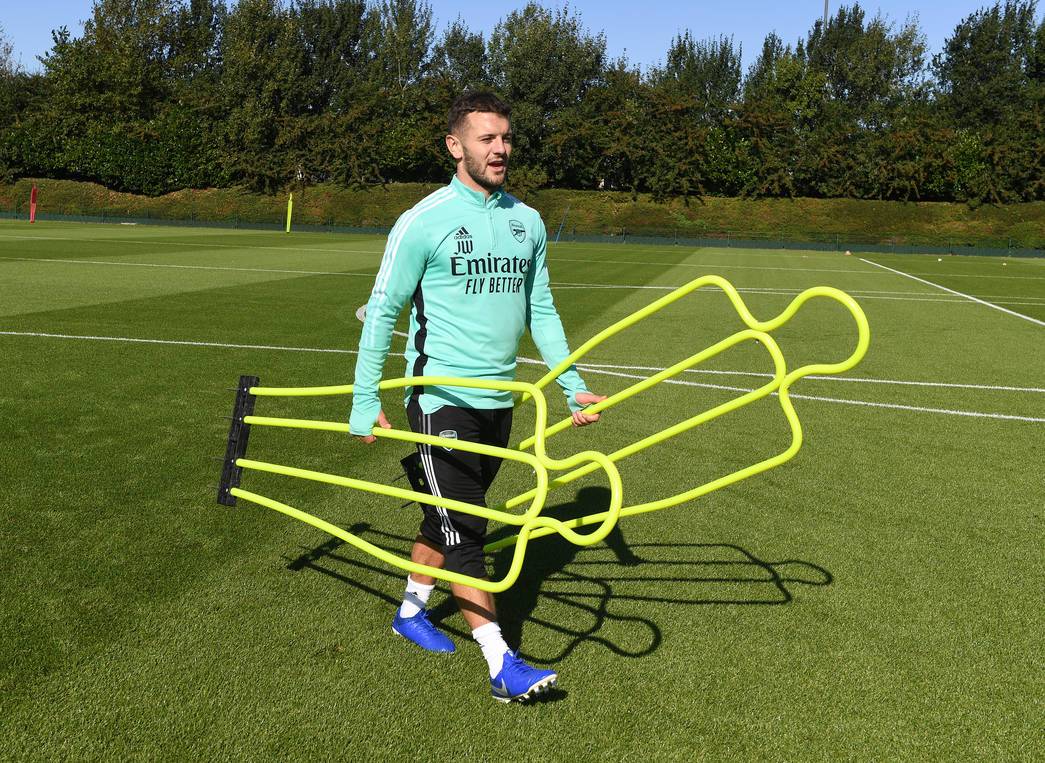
[349,176,589,436]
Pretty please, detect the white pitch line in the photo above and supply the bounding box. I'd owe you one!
[574,361,1045,394]
[576,366,1045,423]
[9,256,1045,308]
[0,234,383,256]
[0,331,363,354]
[550,281,1045,307]
[3,330,1042,423]
[859,258,1045,327]
[553,256,1045,280]
[552,281,1045,304]
[551,284,1028,305]
[554,257,877,276]
[0,256,375,278]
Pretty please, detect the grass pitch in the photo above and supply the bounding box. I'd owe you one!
[1,221,1042,759]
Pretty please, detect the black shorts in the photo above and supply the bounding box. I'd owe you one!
[406,399,512,579]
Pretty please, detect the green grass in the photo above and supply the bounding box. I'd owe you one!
[1,220,1042,759]
[3,178,1044,248]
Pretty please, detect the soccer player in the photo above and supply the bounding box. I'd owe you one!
[349,91,604,702]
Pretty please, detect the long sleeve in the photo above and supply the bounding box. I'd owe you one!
[349,212,429,435]
[525,219,590,412]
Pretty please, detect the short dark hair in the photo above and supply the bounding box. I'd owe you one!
[448,92,512,134]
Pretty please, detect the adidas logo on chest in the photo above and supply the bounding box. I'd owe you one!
[454,226,473,254]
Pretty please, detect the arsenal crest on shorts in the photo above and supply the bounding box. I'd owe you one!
[438,429,458,451]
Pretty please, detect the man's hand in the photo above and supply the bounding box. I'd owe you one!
[571,392,607,427]
[356,409,392,443]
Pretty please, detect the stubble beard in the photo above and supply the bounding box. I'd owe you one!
[463,149,507,192]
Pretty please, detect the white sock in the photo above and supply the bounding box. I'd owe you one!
[472,622,510,678]
[398,578,434,618]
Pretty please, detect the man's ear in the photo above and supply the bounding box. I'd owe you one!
[445,133,463,161]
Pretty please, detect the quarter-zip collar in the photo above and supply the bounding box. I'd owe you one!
[450,175,504,209]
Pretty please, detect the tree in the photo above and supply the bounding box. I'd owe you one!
[430,16,489,92]
[652,32,742,119]
[370,0,434,93]
[934,0,1041,128]
[543,56,643,192]
[806,4,926,119]
[488,2,606,184]
[738,36,828,197]
[294,0,370,114]
[0,23,16,76]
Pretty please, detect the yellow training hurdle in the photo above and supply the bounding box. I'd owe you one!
[219,274,870,592]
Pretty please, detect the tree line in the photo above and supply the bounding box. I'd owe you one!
[0,0,1042,203]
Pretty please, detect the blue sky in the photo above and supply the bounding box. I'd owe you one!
[2,0,1003,74]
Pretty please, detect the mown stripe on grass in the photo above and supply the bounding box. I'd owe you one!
[11,256,1045,308]
[3,330,1042,423]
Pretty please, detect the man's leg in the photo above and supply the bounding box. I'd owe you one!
[406,534,444,586]
[397,536,443,617]
[451,583,496,626]
[391,533,457,652]
[390,403,458,652]
[400,403,557,700]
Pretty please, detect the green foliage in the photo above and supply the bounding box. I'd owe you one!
[934,0,1040,127]
[430,17,490,92]
[488,2,606,180]
[0,23,15,76]
[805,3,927,127]
[3,177,1042,249]
[0,1,1042,204]
[652,32,742,118]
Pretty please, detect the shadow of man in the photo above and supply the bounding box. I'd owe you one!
[478,485,653,657]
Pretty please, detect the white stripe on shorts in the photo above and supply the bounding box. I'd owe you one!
[420,412,460,547]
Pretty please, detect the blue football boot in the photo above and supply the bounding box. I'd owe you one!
[489,651,558,702]
[391,609,456,653]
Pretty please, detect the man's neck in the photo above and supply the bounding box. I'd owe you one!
[455,168,495,199]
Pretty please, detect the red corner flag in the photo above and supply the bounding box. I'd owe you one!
[29,185,38,224]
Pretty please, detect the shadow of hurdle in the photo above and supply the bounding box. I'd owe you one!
[284,491,832,665]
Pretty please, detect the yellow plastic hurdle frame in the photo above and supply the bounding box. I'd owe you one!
[219,275,870,593]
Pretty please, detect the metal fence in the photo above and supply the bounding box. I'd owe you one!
[2,208,1042,258]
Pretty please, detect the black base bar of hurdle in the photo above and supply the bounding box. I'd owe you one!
[217,375,259,506]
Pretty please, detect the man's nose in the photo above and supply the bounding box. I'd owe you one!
[491,137,507,154]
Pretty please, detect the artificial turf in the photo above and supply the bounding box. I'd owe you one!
[1,221,1042,759]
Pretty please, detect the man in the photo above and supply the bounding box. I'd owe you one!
[349,91,604,703]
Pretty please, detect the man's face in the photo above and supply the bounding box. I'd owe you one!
[446,111,512,193]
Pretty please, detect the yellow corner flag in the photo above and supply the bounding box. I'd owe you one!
[285,193,293,233]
